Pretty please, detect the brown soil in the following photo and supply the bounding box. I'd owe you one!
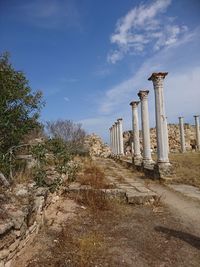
[13,197,200,267]
[169,152,200,188]
[12,157,200,267]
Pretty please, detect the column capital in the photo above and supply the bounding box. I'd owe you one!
[138,90,149,100]
[117,118,123,122]
[115,121,118,125]
[178,116,184,119]
[194,115,199,118]
[148,72,168,81]
[130,101,140,107]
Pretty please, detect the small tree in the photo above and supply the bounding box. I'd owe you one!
[0,52,44,152]
[46,120,86,154]
[0,52,44,184]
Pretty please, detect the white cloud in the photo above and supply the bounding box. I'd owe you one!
[108,0,188,63]
[19,0,80,29]
[92,27,200,140]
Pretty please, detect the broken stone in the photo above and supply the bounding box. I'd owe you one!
[0,222,13,236]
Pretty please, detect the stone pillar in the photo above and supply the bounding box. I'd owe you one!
[148,73,169,164]
[179,117,186,153]
[112,124,116,154]
[130,101,142,165]
[194,115,200,151]
[117,118,124,155]
[111,126,114,153]
[137,91,153,166]
[115,121,119,155]
[131,142,134,156]
[109,127,112,153]
[165,117,169,154]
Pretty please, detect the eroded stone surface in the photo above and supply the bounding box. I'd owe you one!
[168,184,200,201]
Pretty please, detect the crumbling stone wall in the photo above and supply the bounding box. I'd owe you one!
[0,184,59,266]
[124,124,196,154]
[84,134,111,158]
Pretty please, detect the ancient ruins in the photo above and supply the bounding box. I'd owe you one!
[109,72,200,179]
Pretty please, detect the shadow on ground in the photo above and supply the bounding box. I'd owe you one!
[155,226,200,250]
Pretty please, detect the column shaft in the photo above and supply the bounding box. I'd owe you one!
[111,126,113,153]
[130,101,142,161]
[148,73,169,163]
[179,117,186,153]
[138,91,152,164]
[112,124,116,154]
[115,122,119,155]
[117,118,124,155]
[194,115,200,151]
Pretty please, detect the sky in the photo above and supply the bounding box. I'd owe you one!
[0,0,200,142]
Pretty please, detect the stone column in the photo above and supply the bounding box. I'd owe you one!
[112,124,116,154]
[115,121,119,155]
[179,117,186,153]
[111,126,114,153]
[148,73,169,164]
[194,115,200,151]
[117,118,124,155]
[137,91,153,166]
[109,127,112,153]
[165,117,169,154]
[130,101,142,165]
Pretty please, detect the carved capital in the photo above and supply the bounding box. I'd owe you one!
[148,72,168,81]
[148,72,168,87]
[130,101,140,108]
[138,90,149,100]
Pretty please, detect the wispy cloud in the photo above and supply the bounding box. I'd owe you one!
[108,0,188,63]
[64,97,70,102]
[19,0,80,29]
[94,68,111,77]
[60,77,79,83]
[100,26,200,115]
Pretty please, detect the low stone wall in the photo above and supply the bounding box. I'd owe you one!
[123,123,196,154]
[0,185,58,267]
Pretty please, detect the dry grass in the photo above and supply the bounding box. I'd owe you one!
[75,189,110,211]
[14,169,33,184]
[169,152,200,188]
[77,158,112,189]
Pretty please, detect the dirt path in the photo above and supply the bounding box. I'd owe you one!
[148,183,200,235]
[12,157,200,267]
[96,158,200,234]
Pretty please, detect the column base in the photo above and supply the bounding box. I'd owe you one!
[142,159,155,170]
[133,156,143,166]
[154,162,173,179]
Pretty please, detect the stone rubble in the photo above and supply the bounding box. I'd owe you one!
[0,183,60,267]
[84,134,111,158]
[123,123,196,154]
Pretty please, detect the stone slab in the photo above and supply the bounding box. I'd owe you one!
[168,184,200,201]
[126,190,157,205]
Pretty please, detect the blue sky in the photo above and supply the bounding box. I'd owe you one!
[1,0,200,142]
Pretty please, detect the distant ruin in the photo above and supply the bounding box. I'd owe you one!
[123,123,197,155]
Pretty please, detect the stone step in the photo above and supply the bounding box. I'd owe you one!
[126,190,157,205]
[65,184,157,205]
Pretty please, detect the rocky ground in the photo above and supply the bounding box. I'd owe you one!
[12,157,200,267]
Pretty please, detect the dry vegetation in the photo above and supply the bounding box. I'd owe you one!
[77,157,113,189]
[12,156,200,267]
[24,197,200,267]
[169,152,200,188]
